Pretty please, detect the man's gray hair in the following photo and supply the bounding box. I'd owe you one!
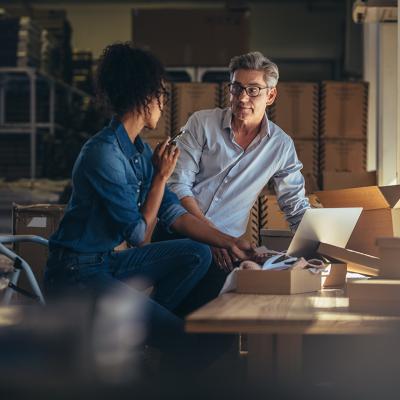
[229,51,279,88]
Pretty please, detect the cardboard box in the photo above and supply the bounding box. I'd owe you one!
[303,173,320,194]
[322,263,347,289]
[322,171,376,190]
[318,242,380,276]
[236,268,321,294]
[260,229,293,252]
[349,298,400,315]
[142,82,171,139]
[132,9,250,67]
[348,279,400,315]
[320,81,368,139]
[12,204,65,291]
[270,82,319,139]
[293,139,319,175]
[316,185,400,256]
[172,83,219,132]
[264,195,290,230]
[220,81,230,109]
[320,139,366,172]
[376,237,400,278]
[242,200,260,245]
[261,194,321,231]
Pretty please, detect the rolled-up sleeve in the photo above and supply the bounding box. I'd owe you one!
[272,138,310,231]
[83,142,147,246]
[168,114,204,199]
[158,187,188,230]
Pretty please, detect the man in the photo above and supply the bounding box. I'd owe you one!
[160,51,310,311]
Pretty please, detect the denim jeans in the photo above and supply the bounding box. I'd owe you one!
[44,239,212,352]
[152,224,229,317]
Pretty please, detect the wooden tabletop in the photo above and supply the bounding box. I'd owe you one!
[186,289,400,335]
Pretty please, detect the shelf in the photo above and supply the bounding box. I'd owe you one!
[0,67,92,179]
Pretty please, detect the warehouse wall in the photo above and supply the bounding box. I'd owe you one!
[31,1,346,65]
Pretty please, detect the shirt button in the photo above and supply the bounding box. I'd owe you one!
[215,197,219,202]
[137,189,140,193]
[138,181,142,186]
[138,202,141,207]
[224,178,229,183]
[134,159,138,163]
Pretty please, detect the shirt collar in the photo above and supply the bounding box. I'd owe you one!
[109,116,145,158]
[222,108,271,138]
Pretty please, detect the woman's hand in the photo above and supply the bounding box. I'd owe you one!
[152,138,180,181]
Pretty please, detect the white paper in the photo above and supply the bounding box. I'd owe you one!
[27,217,47,228]
[219,268,239,295]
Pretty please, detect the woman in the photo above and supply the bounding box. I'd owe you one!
[44,42,253,319]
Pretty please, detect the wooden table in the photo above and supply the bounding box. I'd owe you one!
[186,289,400,383]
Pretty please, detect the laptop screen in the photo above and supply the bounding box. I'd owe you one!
[287,208,363,258]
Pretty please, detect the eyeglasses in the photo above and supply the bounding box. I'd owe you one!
[228,82,269,97]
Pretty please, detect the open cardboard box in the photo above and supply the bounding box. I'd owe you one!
[236,268,321,295]
[316,185,400,257]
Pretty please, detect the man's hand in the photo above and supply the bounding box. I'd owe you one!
[212,238,257,272]
[229,238,257,261]
[211,247,235,272]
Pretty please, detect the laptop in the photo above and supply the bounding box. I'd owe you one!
[286,207,363,259]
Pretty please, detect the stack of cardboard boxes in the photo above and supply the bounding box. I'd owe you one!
[319,81,374,189]
[347,237,400,315]
[220,81,230,109]
[171,83,220,133]
[12,204,65,301]
[270,82,320,190]
[143,82,220,150]
[142,83,172,149]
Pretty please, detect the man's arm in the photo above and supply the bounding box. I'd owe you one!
[180,196,213,226]
[168,114,204,201]
[171,213,254,263]
[272,139,310,231]
[179,196,242,272]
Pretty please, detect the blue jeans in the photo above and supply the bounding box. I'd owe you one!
[44,239,212,351]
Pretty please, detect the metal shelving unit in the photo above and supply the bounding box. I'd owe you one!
[0,67,91,179]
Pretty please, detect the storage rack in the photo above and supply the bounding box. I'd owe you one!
[0,67,91,180]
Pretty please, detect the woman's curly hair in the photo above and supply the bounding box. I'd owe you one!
[95,42,168,117]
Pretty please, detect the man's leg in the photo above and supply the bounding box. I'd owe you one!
[152,223,228,316]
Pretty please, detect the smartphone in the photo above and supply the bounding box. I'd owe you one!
[169,129,187,145]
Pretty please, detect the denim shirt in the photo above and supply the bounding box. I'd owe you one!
[50,117,187,253]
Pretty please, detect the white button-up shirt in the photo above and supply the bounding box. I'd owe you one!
[168,108,310,237]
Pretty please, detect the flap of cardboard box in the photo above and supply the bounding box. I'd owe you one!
[316,185,400,210]
[13,203,66,214]
[318,242,380,272]
[379,186,400,208]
